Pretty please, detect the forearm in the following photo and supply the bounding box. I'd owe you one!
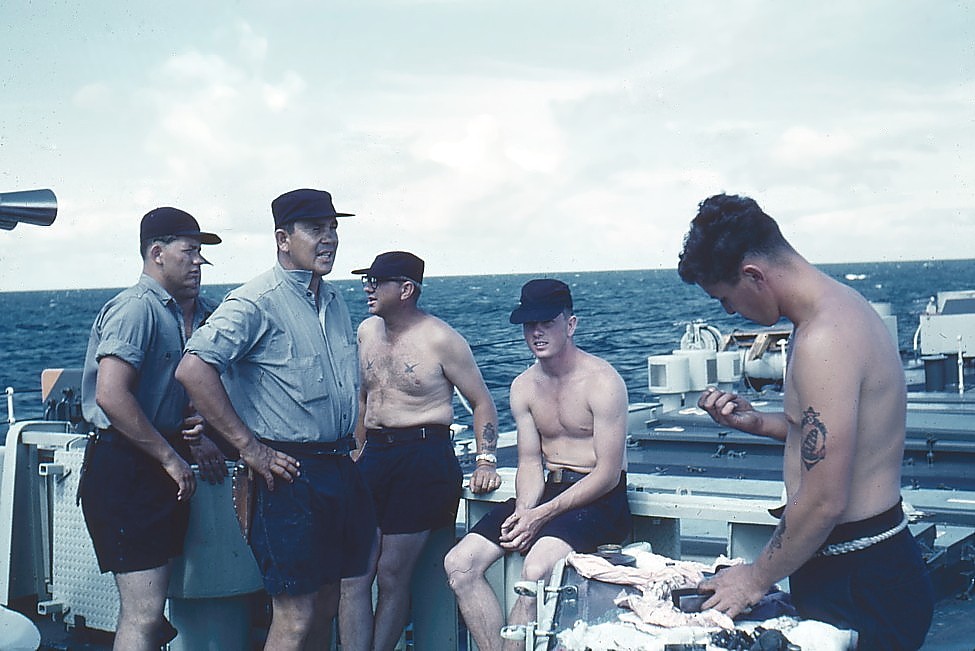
[750,497,839,587]
[176,354,256,453]
[514,464,545,511]
[535,466,620,522]
[98,392,181,465]
[751,412,789,441]
[472,402,499,457]
[353,393,367,452]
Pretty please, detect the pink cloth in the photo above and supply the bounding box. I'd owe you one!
[566,549,741,630]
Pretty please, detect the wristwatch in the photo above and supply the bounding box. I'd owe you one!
[475,453,497,464]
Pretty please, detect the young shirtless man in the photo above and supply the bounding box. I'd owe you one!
[444,278,630,651]
[339,251,501,651]
[679,194,933,649]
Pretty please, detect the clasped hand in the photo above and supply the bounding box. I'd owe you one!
[499,507,544,553]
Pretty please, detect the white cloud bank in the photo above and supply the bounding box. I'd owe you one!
[1,0,972,291]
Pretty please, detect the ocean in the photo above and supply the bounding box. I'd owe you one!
[2,259,974,429]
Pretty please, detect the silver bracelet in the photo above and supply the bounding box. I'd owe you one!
[474,453,497,464]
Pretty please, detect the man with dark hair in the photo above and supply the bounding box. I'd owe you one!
[80,207,225,650]
[444,279,630,651]
[679,193,933,649]
[339,251,501,651]
[176,188,377,651]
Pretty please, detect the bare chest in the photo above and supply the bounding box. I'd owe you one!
[529,382,594,440]
[361,338,447,397]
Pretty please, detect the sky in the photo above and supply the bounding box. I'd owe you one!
[1,0,972,292]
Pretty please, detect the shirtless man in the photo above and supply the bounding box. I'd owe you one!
[339,251,501,651]
[678,194,933,649]
[444,278,630,651]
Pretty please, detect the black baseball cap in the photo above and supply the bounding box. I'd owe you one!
[140,207,221,245]
[509,279,573,324]
[352,251,424,284]
[271,188,354,228]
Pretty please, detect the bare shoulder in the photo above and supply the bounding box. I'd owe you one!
[510,363,540,398]
[577,350,625,388]
[357,315,383,336]
[418,313,470,350]
[797,286,881,356]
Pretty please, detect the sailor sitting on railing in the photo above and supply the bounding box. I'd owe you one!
[445,279,631,651]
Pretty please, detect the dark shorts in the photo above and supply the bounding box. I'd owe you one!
[80,434,190,574]
[356,427,463,534]
[250,453,378,596]
[469,473,631,553]
[790,501,934,650]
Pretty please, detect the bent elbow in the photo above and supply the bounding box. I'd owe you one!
[175,353,200,389]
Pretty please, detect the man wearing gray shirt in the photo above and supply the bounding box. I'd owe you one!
[176,188,377,651]
[80,207,224,650]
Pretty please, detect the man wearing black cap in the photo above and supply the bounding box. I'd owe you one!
[340,251,500,651]
[80,207,225,649]
[444,279,631,651]
[177,188,377,651]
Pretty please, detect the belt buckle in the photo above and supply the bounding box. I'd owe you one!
[383,433,396,444]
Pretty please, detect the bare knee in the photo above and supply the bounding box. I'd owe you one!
[520,556,555,582]
[444,546,471,587]
[116,602,159,633]
[444,543,490,593]
[376,557,411,592]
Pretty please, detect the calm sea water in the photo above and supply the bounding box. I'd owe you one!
[2,259,973,428]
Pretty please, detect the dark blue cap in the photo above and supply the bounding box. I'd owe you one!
[271,188,354,228]
[140,207,221,245]
[351,251,424,284]
[509,279,573,324]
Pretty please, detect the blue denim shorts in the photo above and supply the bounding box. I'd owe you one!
[469,474,630,553]
[250,454,377,595]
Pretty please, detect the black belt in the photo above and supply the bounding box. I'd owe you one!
[546,468,589,484]
[260,436,355,457]
[365,424,451,445]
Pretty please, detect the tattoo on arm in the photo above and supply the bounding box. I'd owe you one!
[481,422,497,453]
[800,406,827,471]
[768,511,787,558]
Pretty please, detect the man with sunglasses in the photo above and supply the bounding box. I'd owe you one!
[177,189,377,651]
[340,251,500,651]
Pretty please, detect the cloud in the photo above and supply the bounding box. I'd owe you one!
[1,2,973,292]
[771,127,856,166]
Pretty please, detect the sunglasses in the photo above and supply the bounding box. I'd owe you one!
[360,276,414,290]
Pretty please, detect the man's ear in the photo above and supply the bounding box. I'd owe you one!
[401,281,417,301]
[274,228,289,252]
[741,263,766,285]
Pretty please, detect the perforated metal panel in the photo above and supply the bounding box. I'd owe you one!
[49,447,118,631]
